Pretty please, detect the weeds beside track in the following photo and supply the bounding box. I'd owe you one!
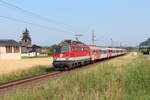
[2,53,149,100]
[1,53,149,100]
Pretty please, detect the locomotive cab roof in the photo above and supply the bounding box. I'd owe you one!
[58,40,87,47]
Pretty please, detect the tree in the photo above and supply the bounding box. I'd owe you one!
[140,38,150,46]
[21,28,31,41]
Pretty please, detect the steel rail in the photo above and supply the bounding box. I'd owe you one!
[0,71,61,90]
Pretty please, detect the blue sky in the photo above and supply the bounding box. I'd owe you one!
[0,0,150,46]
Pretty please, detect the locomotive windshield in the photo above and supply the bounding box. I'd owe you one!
[54,46,69,53]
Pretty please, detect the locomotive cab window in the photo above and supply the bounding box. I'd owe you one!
[61,46,69,53]
[53,46,60,53]
[54,46,69,53]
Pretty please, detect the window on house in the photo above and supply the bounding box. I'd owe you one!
[14,46,20,53]
[6,46,12,53]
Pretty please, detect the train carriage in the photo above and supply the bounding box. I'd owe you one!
[89,46,101,61]
[101,48,108,59]
[53,40,127,70]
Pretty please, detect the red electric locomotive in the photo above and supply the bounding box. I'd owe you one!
[53,40,91,70]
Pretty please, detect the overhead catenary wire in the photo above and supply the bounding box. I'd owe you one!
[0,16,73,33]
[0,0,77,33]
[0,0,71,27]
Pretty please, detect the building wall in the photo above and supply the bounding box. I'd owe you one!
[0,46,21,60]
[21,52,48,57]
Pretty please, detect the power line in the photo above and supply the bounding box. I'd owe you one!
[0,0,71,27]
[0,0,76,33]
[0,16,72,33]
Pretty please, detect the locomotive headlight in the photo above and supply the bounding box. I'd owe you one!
[65,58,69,60]
[68,58,73,60]
[61,58,66,60]
[54,58,66,61]
[53,58,57,61]
[54,58,73,61]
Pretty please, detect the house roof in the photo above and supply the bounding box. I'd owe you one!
[32,45,41,48]
[0,39,20,46]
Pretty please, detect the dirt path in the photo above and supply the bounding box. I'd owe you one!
[147,55,150,60]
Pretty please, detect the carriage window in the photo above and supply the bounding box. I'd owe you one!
[75,48,82,51]
[93,50,97,54]
[79,48,82,51]
[97,50,100,54]
[92,50,95,54]
[75,48,79,51]
[81,48,84,51]
[84,48,89,51]
[101,50,106,54]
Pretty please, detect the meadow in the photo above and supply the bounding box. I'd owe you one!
[0,57,53,83]
[1,53,149,100]
[0,57,52,75]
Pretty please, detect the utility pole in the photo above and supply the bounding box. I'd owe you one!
[120,42,122,47]
[92,30,96,45]
[110,38,113,47]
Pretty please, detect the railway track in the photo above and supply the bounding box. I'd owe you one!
[0,55,125,96]
[0,71,61,90]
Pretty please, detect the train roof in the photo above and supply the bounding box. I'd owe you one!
[107,48,126,50]
[88,46,101,49]
[89,45,126,51]
[58,40,87,47]
[57,40,126,51]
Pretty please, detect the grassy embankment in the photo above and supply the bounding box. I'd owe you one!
[1,53,150,100]
[0,66,55,84]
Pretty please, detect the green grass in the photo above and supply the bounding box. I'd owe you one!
[1,54,150,100]
[0,66,55,84]
[124,55,150,100]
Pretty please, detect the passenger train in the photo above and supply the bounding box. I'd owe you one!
[53,40,127,70]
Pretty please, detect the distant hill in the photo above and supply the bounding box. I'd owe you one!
[139,38,150,47]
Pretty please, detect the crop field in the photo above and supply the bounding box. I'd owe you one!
[0,57,52,75]
[2,53,150,100]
